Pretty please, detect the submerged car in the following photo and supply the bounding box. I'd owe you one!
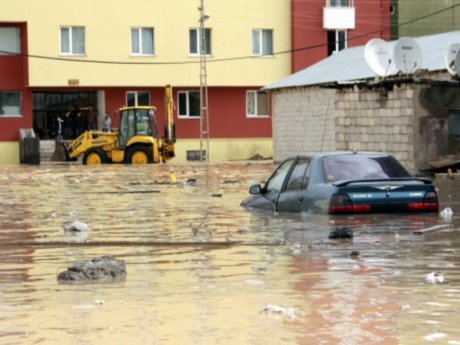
[241,152,439,214]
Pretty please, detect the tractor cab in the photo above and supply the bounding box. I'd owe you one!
[118,106,158,149]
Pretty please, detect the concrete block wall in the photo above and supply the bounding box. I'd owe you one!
[335,84,416,172]
[272,87,336,162]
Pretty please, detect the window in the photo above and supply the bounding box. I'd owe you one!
[0,27,21,55]
[126,91,150,107]
[285,159,311,191]
[329,0,350,7]
[0,91,22,116]
[246,91,269,117]
[131,28,154,55]
[327,30,347,56]
[252,29,273,56]
[265,159,295,193]
[448,110,460,140]
[189,28,211,55]
[61,26,85,55]
[178,91,200,118]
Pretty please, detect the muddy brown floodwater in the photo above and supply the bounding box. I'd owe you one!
[0,162,459,345]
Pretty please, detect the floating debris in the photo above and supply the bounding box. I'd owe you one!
[94,299,104,305]
[328,227,353,239]
[185,178,197,186]
[350,250,360,258]
[223,179,239,184]
[423,332,447,341]
[57,255,127,283]
[413,224,452,235]
[440,207,453,220]
[211,193,223,198]
[260,304,297,320]
[63,221,90,232]
[425,272,445,284]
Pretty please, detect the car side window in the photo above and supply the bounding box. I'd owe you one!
[285,158,311,191]
[265,159,295,193]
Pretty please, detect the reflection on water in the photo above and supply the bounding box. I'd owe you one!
[0,163,459,344]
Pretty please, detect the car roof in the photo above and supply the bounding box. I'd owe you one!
[293,151,392,159]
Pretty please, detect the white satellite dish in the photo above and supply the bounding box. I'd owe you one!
[445,43,460,75]
[364,38,397,77]
[393,37,422,74]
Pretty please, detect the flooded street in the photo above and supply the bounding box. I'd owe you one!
[0,162,459,345]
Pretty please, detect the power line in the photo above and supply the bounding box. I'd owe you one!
[0,2,459,66]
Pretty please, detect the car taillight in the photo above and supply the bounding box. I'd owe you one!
[330,194,371,214]
[407,191,439,211]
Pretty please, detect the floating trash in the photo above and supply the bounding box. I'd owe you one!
[425,272,445,284]
[260,304,297,320]
[63,221,90,232]
[440,207,453,220]
[329,227,353,239]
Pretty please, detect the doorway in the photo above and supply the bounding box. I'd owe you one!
[33,91,97,140]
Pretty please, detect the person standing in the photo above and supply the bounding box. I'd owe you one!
[87,105,98,130]
[102,112,112,132]
[55,115,64,141]
[63,110,72,139]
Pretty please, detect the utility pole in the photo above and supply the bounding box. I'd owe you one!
[198,0,210,162]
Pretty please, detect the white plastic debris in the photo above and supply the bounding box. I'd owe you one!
[440,207,453,220]
[423,332,447,341]
[94,299,104,305]
[63,221,90,232]
[425,272,445,284]
[260,304,297,320]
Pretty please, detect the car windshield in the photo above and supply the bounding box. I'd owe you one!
[322,155,411,182]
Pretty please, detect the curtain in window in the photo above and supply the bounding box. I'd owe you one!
[252,30,260,55]
[61,27,70,53]
[257,92,269,116]
[131,29,140,54]
[189,29,198,54]
[262,30,273,55]
[72,27,85,54]
[246,92,255,115]
[142,28,154,54]
[0,92,22,115]
[203,29,211,55]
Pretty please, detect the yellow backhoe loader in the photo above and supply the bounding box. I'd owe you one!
[64,85,176,165]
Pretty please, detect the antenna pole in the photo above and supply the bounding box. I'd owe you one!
[199,0,210,162]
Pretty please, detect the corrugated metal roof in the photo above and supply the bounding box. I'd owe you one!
[265,30,460,90]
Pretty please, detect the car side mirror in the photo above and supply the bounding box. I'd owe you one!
[249,184,263,195]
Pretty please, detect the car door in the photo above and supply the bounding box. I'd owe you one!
[276,157,311,213]
[252,158,297,211]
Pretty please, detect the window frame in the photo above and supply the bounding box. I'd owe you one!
[189,28,212,56]
[131,27,155,56]
[126,91,151,107]
[252,29,274,56]
[177,91,201,118]
[60,26,85,55]
[0,91,23,117]
[246,90,270,118]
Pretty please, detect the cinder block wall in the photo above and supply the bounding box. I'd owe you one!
[272,84,417,172]
[335,84,416,172]
[272,87,336,163]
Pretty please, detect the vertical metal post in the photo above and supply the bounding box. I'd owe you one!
[199,0,210,162]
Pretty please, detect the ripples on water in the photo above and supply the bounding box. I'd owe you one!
[0,163,459,344]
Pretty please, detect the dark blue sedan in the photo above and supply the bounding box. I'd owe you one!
[241,152,439,214]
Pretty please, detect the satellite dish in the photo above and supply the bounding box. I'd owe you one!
[445,43,460,75]
[393,37,422,74]
[364,38,397,77]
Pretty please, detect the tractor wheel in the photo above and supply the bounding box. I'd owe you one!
[83,148,109,165]
[126,145,153,164]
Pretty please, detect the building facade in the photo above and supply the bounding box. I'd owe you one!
[390,0,460,39]
[0,0,390,164]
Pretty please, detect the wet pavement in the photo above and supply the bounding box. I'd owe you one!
[0,162,459,344]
